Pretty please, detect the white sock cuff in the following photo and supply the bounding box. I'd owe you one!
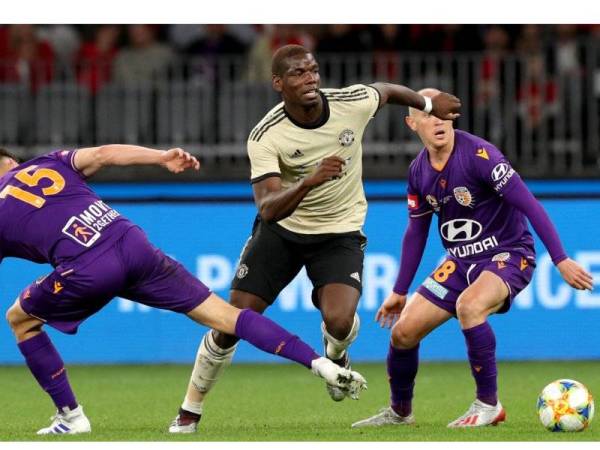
[181,398,204,416]
[202,329,237,359]
[322,313,361,347]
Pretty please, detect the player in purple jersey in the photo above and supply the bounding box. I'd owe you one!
[351,88,593,429]
[0,145,366,435]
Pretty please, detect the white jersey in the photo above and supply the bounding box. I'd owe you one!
[247,84,380,234]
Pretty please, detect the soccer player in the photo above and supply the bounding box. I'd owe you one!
[351,88,594,429]
[0,145,367,435]
[169,45,462,433]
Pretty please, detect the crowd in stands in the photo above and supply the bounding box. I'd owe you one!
[0,24,597,93]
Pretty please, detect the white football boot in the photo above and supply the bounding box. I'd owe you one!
[447,399,506,428]
[37,404,91,435]
[311,357,367,400]
[351,407,415,428]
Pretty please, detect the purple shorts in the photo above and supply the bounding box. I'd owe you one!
[416,249,536,316]
[19,226,211,334]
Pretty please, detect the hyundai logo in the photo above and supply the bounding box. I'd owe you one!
[491,163,509,182]
[440,219,483,242]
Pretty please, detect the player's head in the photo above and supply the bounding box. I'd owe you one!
[272,45,321,107]
[405,88,454,151]
[0,148,19,175]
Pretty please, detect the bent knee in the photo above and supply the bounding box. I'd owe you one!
[456,294,485,320]
[322,313,354,339]
[391,323,421,349]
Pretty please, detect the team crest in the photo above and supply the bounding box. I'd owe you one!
[236,264,249,279]
[338,129,355,147]
[492,252,511,262]
[453,186,474,208]
[520,257,529,271]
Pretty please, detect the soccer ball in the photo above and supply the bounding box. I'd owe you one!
[537,379,594,432]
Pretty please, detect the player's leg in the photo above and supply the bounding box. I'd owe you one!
[185,294,366,394]
[316,284,360,401]
[447,269,509,427]
[352,293,451,428]
[171,291,269,432]
[307,233,365,401]
[168,220,305,432]
[6,289,91,435]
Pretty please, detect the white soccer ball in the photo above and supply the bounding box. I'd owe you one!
[537,379,594,432]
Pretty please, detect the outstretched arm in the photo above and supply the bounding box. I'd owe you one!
[502,180,593,290]
[73,145,200,177]
[370,82,461,120]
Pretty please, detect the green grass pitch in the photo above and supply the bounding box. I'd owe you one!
[1,361,598,441]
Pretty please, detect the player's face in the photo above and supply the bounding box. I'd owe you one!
[277,54,321,107]
[409,112,454,151]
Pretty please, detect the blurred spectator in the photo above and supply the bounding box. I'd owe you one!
[316,24,370,54]
[477,25,510,106]
[113,25,174,84]
[517,53,558,131]
[246,25,314,82]
[554,24,581,76]
[75,25,121,94]
[516,24,544,55]
[184,24,247,82]
[371,24,405,81]
[185,24,246,57]
[0,25,55,92]
[38,25,81,69]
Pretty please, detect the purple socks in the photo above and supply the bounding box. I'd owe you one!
[234,309,319,369]
[462,322,498,406]
[17,332,78,411]
[387,343,419,417]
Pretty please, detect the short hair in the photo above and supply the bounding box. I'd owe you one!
[271,45,311,76]
[0,148,18,162]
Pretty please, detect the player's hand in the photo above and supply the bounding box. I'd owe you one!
[161,148,200,173]
[375,292,407,329]
[302,156,345,188]
[431,92,461,120]
[557,258,594,291]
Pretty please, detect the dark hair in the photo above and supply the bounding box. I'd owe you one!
[0,148,18,162]
[271,44,311,76]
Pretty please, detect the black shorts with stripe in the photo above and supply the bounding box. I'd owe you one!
[231,216,366,306]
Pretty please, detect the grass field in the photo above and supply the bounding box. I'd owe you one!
[1,361,598,441]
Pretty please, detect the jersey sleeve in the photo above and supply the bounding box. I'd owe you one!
[247,139,281,184]
[471,144,521,195]
[48,150,86,178]
[338,84,380,121]
[407,162,433,218]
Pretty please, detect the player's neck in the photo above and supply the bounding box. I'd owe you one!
[284,96,325,127]
[427,143,454,172]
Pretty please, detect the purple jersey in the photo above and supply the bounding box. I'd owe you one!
[407,130,534,262]
[0,150,134,267]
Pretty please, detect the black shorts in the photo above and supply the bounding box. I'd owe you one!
[231,217,367,306]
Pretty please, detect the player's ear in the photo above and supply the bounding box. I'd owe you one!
[272,74,283,93]
[405,115,417,131]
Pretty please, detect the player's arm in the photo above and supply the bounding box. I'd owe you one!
[377,212,433,328]
[253,156,345,223]
[501,179,593,291]
[370,82,461,120]
[72,145,200,177]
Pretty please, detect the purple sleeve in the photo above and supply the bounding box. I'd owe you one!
[502,179,567,265]
[393,213,432,295]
